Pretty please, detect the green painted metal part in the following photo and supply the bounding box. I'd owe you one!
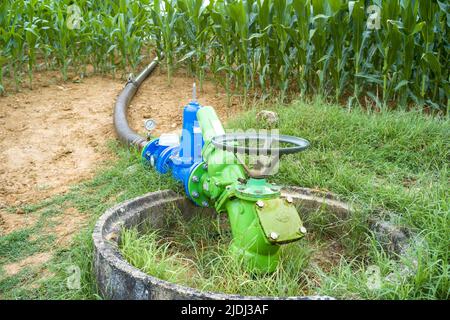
[235,178,281,200]
[191,106,305,272]
[256,198,305,244]
[187,161,211,207]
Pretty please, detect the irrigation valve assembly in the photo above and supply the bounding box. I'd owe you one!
[141,86,310,272]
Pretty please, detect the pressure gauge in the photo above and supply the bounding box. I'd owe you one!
[144,119,157,132]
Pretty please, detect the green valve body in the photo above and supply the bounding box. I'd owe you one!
[187,106,305,272]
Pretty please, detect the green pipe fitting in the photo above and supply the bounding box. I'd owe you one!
[194,106,305,272]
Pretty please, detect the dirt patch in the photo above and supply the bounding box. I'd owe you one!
[1,206,87,287]
[2,252,52,277]
[310,239,344,272]
[0,69,239,235]
[0,76,122,207]
[127,70,240,137]
[0,211,38,236]
[0,71,237,207]
[47,207,89,246]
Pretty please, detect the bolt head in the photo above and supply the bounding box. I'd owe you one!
[201,201,209,207]
[192,176,199,183]
[202,163,208,170]
[150,155,155,167]
[299,226,307,234]
[256,200,264,208]
[286,196,293,204]
[269,232,279,240]
[192,191,199,198]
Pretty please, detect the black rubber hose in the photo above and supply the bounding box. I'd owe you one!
[113,56,162,149]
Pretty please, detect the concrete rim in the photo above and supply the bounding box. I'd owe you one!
[93,187,351,300]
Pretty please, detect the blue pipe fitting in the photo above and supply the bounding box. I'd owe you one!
[141,100,205,202]
[155,146,179,174]
[142,139,163,168]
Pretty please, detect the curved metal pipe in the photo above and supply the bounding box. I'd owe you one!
[113,56,162,149]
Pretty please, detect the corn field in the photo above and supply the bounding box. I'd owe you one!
[0,0,448,111]
[0,0,154,90]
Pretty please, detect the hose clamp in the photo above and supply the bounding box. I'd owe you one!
[126,73,137,87]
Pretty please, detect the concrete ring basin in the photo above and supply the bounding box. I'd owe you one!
[93,187,378,300]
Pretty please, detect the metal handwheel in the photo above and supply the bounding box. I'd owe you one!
[211,133,310,178]
[211,133,310,156]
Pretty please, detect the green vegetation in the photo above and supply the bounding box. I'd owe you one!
[0,144,179,299]
[0,0,447,301]
[121,100,449,299]
[231,100,449,299]
[0,0,154,91]
[1,101,448,299]
[120,209,316,297]
[0,228,53,265]
[157,0,449,109]
[1,1,448,111]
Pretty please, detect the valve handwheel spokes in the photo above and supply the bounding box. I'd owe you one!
[211,133,309,156]
[211,133,310,156]
[211,133,310,178]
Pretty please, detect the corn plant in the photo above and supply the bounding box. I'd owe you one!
[228,0,251,103]
[292,0,312,96]
[0,10,7,94]
[176,0,211,90]
[151,0,181,84]
[327,0,350,102]
[0,0,447,112]
[210,1,234,105]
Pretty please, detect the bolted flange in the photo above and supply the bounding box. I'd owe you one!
[187,161,210,207]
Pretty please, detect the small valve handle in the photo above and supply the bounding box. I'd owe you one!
[192,83,197,102]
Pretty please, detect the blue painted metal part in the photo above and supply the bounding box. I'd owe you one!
[142,101,204,202]
[142,139,164,170]
[178,101,203,165]
[156,145,179,174]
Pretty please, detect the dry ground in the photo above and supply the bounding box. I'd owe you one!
[0,69,239,277]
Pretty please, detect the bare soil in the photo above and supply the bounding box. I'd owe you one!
[45,207,89,247]
[3,252,52,277]
[0,70,239,239]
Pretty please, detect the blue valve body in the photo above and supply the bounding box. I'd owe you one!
[141,101,204,201]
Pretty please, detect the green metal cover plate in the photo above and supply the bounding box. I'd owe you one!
[256,198,305,244]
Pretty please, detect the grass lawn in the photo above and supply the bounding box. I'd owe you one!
[0,99,448,299]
